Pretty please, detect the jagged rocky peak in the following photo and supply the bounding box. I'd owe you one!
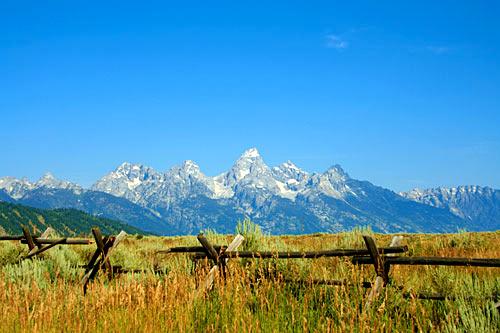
[179,160,202,176]
[116,161,138,173]
[272,160,308,183]
[403,185,498,204]
[324,164,350,182]
[402,185,495,202]
[165,160,208,183]
[401,185,499,223]
[401,187,423,198]
[242,147,261,158]
[0,176,34,199]
[35,172,60,187]
[156,160,225,206]
[234,147,266,174]
[3,148,498,234]
[282,160,303,172]
[91,162,163,204]
[35,172,82,192]
[217,148,269,186]
[450,185,494,195]
[0,172,84,198]
[164,160,234,200]
[303,164,354,199]
[113,162,161,181]
[48,148,367,206]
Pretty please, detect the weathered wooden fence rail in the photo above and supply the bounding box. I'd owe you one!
[0,226,129,294]
[164,233,500,310]
[2,226,499,308]
[191,247,408,259]
[0,226,93,260]
[352,256,500,267]
[81,228,128,293]
[21,238,91,245]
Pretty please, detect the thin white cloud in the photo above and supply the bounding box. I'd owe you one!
[426,46,450,55]
[325,34,348,50]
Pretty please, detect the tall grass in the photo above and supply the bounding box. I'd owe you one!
[0,230,498,332]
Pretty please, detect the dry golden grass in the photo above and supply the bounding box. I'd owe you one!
[0,230,499,332]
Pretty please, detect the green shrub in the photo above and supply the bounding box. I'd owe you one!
[235,218,264,251]
[0,241,22,265]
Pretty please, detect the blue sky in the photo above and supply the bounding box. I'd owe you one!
[1,1,499,191]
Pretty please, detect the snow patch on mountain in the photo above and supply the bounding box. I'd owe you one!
[36,172,83,193]
[0,177,34,199]
[90,147,361,206]
[2,148,496,234]
[401,185,499,224]
[0,173,82,198]
[91,162,163,205]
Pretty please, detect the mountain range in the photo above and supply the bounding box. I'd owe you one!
[400,186,499,232]
[1,148,498,234]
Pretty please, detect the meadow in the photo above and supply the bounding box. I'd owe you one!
[0,226,498,332]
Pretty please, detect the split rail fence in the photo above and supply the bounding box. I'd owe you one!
[1,226,499,310]
[0,226,131,294]
[164,233,500,310]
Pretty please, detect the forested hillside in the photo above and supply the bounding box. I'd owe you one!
[0,202,145,236]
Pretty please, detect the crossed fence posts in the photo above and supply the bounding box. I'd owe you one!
[81,228,128,294]
[0,226,128,294]
[2,226,500,310]
[0,226,92,259]
[165,233,500,311]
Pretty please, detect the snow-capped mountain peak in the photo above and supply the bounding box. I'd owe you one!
[302,165,355,199]
[2,148,497,235]
[89,149,363,206]
[271,160,309,195]
[91,162,163,203]
[35,172,58,187]
[35,172,82,192]
[401,186,495,204]
[324,164,350,182]
[0,172,83,198]
[241,147,261,159]
[282,160,301,172]
[0,176,34,199]
[220,147,269,185]
[273,160,308,181]
[166,160,208,182]
[180,160,202,176]
[114,162,150,178]
[400,185,499,229]
[235,147,265,166]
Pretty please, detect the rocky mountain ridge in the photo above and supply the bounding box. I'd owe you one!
[401,186,500,231]
[1,148,497,234]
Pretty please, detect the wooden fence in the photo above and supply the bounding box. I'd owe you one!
[0,226,129,294]
[1,226,499,310]
[0,226,91,260]
[165,233,500,310]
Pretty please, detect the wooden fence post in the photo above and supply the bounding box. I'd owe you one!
[24,238,67,260]
[197,233,219,265]
[25,227,55,259]
[385,236,404,283]
[221,234,244,278]
[82,228,127,294]
[364,235,403,311]
[92,228,113,274]
[197,234,244,294]
[21,226,36,252]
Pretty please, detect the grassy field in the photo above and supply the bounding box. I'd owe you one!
[0,227,499,332]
